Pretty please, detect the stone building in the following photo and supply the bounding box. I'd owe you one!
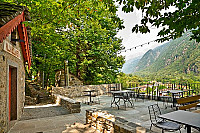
[0,3,31,132]
[55,69,83,87]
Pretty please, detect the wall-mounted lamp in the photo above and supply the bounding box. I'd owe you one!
[11,39,25,42]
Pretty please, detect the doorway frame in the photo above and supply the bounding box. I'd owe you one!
[6,60,19,123]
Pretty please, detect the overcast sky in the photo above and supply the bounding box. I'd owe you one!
[116,6,165,61]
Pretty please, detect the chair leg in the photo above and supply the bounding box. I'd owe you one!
[124,99,126,110]
[150,124,152,130]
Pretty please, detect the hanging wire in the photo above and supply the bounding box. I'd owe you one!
[119,39,157,53]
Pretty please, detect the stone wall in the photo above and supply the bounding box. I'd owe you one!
[52,83,121,98]
[55,70,83,87]
[86,109,152,133]
[55,95,81,113]
[0,34,25,132]
[86,109,115,132]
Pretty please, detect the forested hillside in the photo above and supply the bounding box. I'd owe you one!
[134,32,200,81]
[134,42,169,72]
[134,43,168,72]
[122,56,141,74]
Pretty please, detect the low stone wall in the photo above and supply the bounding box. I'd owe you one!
[52,83,121,98]
[55,95,81,113]
[86,109,115,132]
[86,109,152,133]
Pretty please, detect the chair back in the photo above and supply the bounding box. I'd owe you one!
[148,104,163,124]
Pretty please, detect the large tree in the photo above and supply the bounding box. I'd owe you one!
[3,0,125,85]
[61,1,125,84]
[114,0,200,42]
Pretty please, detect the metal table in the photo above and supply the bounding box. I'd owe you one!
[126,87,141,98]
[162,90,183,107]
[159,110,200,133]
[110,90,134,110]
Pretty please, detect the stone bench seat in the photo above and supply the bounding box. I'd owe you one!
[54,94,81,113]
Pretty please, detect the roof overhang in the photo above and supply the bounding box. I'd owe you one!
[0,11,31,69]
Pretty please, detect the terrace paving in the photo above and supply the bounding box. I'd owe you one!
[9,95,199,133]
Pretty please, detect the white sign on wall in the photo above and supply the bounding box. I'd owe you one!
[3,40,20,59]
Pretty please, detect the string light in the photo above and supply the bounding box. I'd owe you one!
[120,39,157,53]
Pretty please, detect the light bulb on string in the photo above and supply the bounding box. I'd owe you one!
[119,39,157,53]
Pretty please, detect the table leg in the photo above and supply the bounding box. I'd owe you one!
[111,96,115,107]
[89,92,92,103]
[111,94,117,107]
[172,93,175,107]
[186,125,191,133]
[112,98,120,108]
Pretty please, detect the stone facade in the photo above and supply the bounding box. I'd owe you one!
[55,69,83,87]
[0,33,25,132]
[52,83,121,98]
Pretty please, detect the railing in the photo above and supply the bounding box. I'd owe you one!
[122,82,200,101]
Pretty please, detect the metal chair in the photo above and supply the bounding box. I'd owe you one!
[92,90,100,104]
[123,92,134,109]
[148,104,182,133]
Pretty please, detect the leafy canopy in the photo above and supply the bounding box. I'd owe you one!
[115,0,200,42]
[2,0,125,85]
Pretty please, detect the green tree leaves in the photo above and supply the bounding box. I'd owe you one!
[3,0,125,85]
[115,0,200,43]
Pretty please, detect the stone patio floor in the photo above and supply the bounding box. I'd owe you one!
[9,95,199,133]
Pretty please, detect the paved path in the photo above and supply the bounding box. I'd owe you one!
[21,104,70,120]
[9,114,85,133]
[9,95,200,133]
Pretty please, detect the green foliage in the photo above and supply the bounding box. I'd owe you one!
[116,73,143,89]
[2,0,125,86]
[115,0,200,43]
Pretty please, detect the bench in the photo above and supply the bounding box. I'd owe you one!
[54,94,81,113]
[176,95,200,110]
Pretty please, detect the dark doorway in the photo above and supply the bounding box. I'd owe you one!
[9,66,17,121]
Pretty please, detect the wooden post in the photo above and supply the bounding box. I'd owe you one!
[171,83,173,90]
[189,84,191,95]
[147,83,149,98]
[152,83,154,100]
[157,84,159,100]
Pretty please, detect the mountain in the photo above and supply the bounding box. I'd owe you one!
[133,32,200,80]
[134,42,169,72]
[122,56,141,74]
